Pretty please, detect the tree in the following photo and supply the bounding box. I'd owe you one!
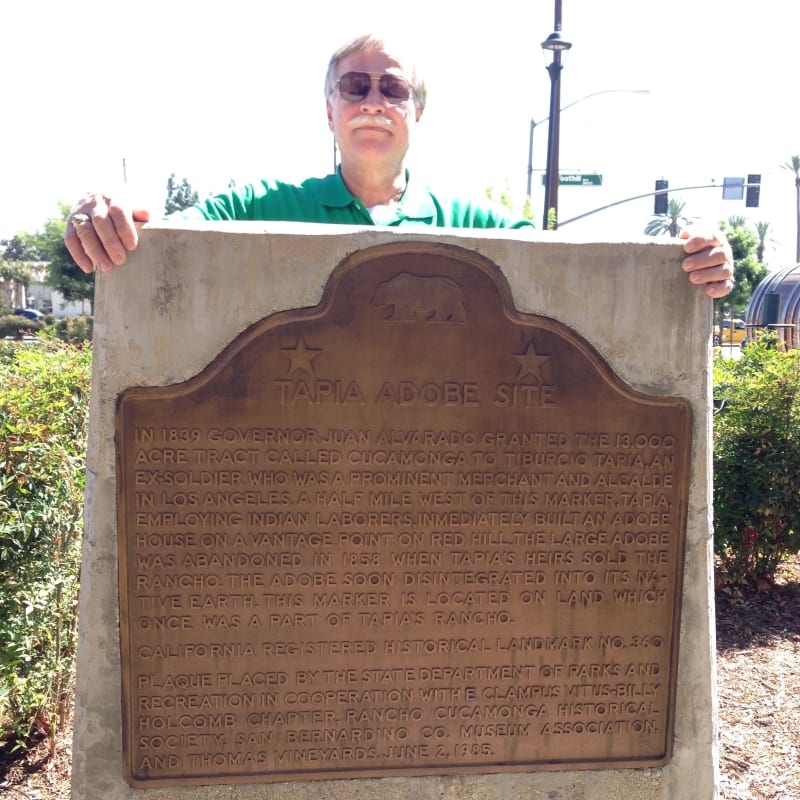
[0,260,33,309]
[644,198,690,238]
[0,261,32,285]
[713,339,800,588]
[164,173,199,215]
[1,234,44,262]
[485,184,535,224]
[754,221,772,264]
[5,205,95,312]
[718,219,769,317]
[781,155,800,263]
[521,196,534,223]
[727,215,747,229]
[37,203,95,310]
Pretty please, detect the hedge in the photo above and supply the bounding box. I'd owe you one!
[0,338,91,751]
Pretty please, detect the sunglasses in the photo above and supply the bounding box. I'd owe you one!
[335,71,414,104]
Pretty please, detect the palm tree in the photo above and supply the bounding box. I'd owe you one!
[781,155,800,263]
[644,198,690,238]
[754,221,772,263]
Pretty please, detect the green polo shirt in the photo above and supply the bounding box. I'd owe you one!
[175,170,534,229]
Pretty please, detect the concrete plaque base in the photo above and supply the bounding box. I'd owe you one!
[73,223,718,799]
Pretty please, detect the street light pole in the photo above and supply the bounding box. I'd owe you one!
[541,0,572,230]
[526,118,538,200]
[542,54,564,229]
[527,89,649,201]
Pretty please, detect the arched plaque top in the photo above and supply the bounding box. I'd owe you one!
[118,240,692,415]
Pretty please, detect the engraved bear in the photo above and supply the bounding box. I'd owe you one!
[371,272,466,322]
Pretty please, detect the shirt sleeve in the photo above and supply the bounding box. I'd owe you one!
[166,186,255,221]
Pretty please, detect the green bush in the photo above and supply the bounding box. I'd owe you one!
[52,315,93,344]
[0,314,93,344]
[713,336,800,590]
[0,338,91,751]
[0,315,46,339]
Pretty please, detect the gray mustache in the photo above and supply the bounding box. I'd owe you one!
[349,115,395,129]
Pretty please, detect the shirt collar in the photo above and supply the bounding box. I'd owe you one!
[395,170,435,222]
[318,169,357,209]
[319,168,436,222]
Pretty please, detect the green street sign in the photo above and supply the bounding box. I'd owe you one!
[542,173,603,186]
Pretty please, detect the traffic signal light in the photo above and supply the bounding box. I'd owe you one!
[746,174,761,208]
[654,179,668,214]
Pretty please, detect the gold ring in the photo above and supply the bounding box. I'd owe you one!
[71,213,91,229]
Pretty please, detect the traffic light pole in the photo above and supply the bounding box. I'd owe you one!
[557,181,760,228]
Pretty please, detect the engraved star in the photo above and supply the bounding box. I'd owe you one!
[281,337,321,375]
[513,341,550,382]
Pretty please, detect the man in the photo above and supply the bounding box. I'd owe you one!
[64,33,734,298]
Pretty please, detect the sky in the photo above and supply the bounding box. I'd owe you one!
[2,0,799,267]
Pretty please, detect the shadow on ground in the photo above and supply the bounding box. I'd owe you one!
[716,574,800,652]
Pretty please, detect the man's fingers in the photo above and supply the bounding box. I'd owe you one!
[70,210,117,272]
[680,228,725,254]
[683,248,734,281]
[64,223,96,274]
[678,228,734,299]
[64,195,149,273]
[106,202,148,253]
[703,279,735,299]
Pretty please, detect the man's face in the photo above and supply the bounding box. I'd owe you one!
[327,47,422,172]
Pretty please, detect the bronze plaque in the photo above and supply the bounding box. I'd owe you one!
[117,242,691,787]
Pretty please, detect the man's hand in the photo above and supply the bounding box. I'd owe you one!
[64,194,151,274]
[680,228,734,298]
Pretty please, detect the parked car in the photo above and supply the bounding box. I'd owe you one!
[713,318,747,346]
[13,308,44,321]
